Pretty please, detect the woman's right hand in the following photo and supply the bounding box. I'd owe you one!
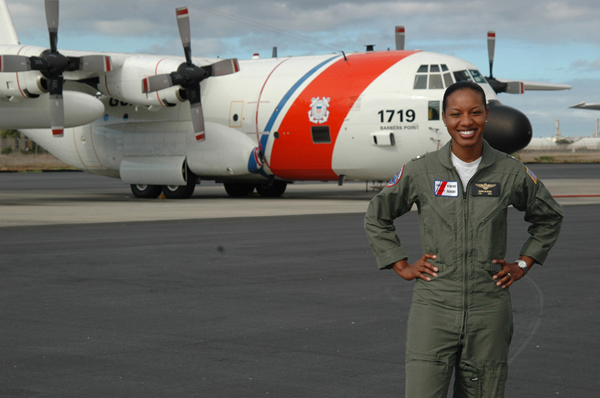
[392,254,438,281]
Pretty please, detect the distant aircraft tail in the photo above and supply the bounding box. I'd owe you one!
[0,0,20,45]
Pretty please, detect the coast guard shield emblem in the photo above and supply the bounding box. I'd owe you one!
[387,165,404,187]
[308,97,330,124]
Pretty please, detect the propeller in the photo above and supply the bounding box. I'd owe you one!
[395,26,405,51]
[141,7,240,142]
[484,31,524,94]
[0,0,112,137]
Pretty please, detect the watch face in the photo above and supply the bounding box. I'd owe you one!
[517,261,528,274]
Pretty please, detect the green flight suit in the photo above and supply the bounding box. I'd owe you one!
[364,140,563,398]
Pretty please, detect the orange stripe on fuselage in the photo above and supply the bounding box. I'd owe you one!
[269,51,416,180]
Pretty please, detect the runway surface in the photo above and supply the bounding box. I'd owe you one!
[1,164,599,397]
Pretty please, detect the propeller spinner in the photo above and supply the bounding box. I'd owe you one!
[0,0,112,137]
[142,7,240,142]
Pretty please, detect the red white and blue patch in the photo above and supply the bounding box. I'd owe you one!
[526,167,537,184]
[434,180,459,197]
[387,165,404,187]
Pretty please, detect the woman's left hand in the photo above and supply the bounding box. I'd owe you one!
[491,259,525,289]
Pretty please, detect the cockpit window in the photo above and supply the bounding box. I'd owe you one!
[469,70,487,84]
[453,70,473,82]
[429,74,443,89]
[443,72,454,87]
[414,75,427,89]
[414,64,455,90]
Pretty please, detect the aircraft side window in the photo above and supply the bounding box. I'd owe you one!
[469,69,487,84]
[441,64,449,72]
[417,64,428,73]
[428,101,440,121]
[429,74,443,89]
[430,65,440,73]
[311,126,331,144]
[453,70,472,82]
[414,74,427,89]
[443,72,454,87]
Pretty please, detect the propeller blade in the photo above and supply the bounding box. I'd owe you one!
[487,31,496,79]
[48,76,64,137]
[142,74,174,93]
[176,7,192,65]
[190,102,206,141]
[45,0,59,52]
[186,86,205,141]
[0,55,31,72]
[208,59,240,77]
[395,26,405,51]
[69,55,113,72]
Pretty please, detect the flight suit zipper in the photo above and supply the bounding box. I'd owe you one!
[455,165,483,348]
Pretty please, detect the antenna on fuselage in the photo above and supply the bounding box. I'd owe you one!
[341,51,347,61]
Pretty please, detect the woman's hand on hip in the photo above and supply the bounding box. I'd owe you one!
[392,254,438,281]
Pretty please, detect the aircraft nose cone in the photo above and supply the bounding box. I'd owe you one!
[484,101,532,154]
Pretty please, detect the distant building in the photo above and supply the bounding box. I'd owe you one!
[524,138,557,150]
[570,138,600,150]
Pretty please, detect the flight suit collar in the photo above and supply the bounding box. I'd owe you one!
[438,139,497,171]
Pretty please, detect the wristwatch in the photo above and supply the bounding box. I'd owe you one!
[516,260,529,275]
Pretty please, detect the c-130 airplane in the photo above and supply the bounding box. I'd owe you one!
[0,0,570,199]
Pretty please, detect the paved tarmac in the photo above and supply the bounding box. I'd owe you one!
[1,164,599,397]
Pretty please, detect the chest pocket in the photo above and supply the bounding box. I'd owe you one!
[418,184,459,267]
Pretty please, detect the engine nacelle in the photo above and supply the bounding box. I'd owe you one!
[99,57,188,107]
[0,71,46,99]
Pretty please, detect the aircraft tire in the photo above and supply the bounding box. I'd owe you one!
[224,183,255,197]
[130,184,162,199]
[161,182,196,199]
[161,172,197,199]
[255,181,287,198]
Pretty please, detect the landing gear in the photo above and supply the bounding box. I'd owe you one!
[130,184,162,199]
[224,183,255,197]
[256,181,287,197]
[161,176,196,199]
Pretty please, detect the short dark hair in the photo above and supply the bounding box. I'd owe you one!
[442,81,487,112]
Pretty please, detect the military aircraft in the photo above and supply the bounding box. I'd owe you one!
[0,0,571,199]
[570,102,600,111]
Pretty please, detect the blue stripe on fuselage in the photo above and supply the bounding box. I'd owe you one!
[263,55,341,136]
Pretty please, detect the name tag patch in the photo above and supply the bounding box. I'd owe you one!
[471,182,501,197]
[434,180,459,197]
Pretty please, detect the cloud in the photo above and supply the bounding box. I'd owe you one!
[93,19,156,36]
[570,58,600,73]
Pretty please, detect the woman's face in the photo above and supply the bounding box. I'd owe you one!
[442,89,489,151]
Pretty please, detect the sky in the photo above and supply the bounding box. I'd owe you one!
[5,0,600,138]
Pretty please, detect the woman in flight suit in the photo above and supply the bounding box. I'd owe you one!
[364,81,563,397]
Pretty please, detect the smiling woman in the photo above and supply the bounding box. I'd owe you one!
[365,81,564,397]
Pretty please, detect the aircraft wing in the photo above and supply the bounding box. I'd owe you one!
[497,79,572,91]
[570,102,600,111]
